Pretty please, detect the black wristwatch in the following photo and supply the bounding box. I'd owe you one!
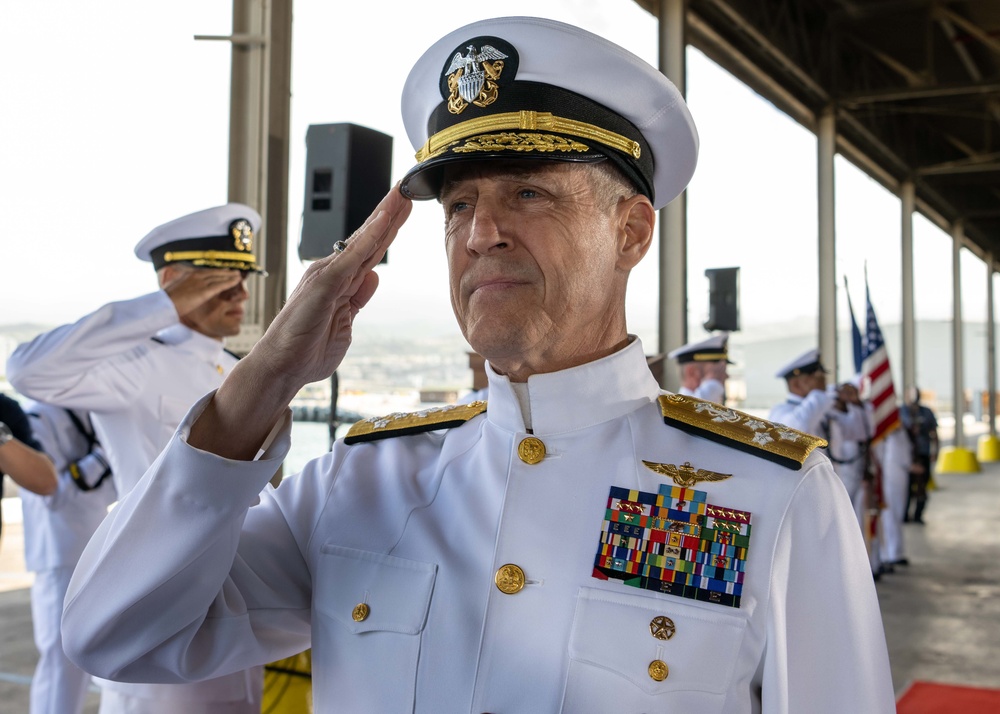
[0,421,13,447]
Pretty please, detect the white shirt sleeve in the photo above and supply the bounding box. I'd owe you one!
[8,291,179,411]
[760,460,896,712]
[62,395,304,683]
[769,389,834,436]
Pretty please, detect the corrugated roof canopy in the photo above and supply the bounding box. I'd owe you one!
[635,0,1000,257]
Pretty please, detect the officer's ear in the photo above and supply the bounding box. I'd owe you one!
[615,194,655,272]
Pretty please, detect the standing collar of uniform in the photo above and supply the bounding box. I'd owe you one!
[484,336,660,435]
[154,323,227,362]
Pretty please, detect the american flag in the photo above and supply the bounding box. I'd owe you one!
[861,284,901,444]
[845,278,864,376]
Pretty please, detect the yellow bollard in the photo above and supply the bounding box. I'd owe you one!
[263,650,312,714]
[936,446,981,474]
[977,434,1000,463]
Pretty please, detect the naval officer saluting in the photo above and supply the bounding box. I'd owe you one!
[8,204,267,713]
[60,17,895,713]
[667,332,732,404]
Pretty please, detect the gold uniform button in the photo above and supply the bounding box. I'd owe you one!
[648,659,669,681]
[518,436,546,464]
[352,603,370,622]
[494,563,526,594]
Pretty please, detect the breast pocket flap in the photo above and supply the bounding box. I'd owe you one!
[316,544,437,636]
[569,586,746,696]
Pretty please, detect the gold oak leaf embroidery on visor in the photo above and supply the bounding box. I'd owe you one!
[451,132,590,155]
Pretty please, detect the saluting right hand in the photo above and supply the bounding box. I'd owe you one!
[162,267,245,317]
[188,185,412,461]
[249,185,412,393]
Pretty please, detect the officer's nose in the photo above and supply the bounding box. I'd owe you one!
[466,200,510,255]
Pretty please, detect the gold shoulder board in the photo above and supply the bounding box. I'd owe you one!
[344,401,487,445]
[658,394,826,470]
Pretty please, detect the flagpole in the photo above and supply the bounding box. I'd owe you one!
[951,223,965,450]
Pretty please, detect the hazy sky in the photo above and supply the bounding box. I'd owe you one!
[0,0,982,356]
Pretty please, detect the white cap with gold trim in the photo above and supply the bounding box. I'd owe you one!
[399,16,699,210]
[133,203,265,275]
[668,333,732,364]
[775,349,828,380]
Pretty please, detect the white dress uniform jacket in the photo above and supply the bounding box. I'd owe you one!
[768,389,834,437]
[874,426,912,564]
[8,290,261,709]
[22,403,116,714]
[824,404,872,524]
[63,339,895,713]
[22,404,116,573]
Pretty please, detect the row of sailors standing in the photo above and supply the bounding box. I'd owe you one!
[768,349,911,579]
[666,338,911,580]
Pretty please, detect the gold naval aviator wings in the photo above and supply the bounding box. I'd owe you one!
[344,401,487,444]
[658,394,826,470]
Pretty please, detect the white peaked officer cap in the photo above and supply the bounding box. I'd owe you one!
[133,203,266,275]
[399,16,699,210]
[667,333,732,364]
[775,348,829,380]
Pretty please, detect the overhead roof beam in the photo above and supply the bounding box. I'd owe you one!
[686,11,816,129]
[696,0,828,102]
[935,5,1000,55]
[839,80,1000,105]
[937,13,1000,132]
[919,161,1000,176]
[831,0,968,22]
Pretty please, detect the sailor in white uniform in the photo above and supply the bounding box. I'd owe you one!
[21,402,115,714]
[8,204,267,713]
[60,17,895,714]
[667,333,731,404]
[769,349,835,435]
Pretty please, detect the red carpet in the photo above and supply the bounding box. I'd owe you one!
[896,681,1000,713]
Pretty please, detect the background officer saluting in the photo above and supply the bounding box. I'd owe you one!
[667,332,731,404]
[770,348,838,435]
[8,204,266,713]
[61,16,895,713]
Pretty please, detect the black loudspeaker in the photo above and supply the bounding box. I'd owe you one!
[703,267,739,332]
[299,123,393,262]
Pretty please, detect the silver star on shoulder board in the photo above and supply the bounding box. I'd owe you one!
[642,460,733,487]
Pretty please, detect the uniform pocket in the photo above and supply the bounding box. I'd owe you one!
[560,586,746,713]
[313,544,437,711]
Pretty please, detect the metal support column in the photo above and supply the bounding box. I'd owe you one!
[225,0,293,483]
[952,222,966,448]
[988,254,997,438]
[658,0,688,391]
[218,0,292,356]
[817,107,837,377]
[901,180,916,393]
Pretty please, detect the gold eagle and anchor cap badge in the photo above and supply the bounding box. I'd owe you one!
[399,16,699,211]
[134,203,267,276]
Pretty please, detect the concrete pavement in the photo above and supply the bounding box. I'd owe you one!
[1,461,999,712]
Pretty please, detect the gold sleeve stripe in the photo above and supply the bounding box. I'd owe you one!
[657,394,826,471]
[163,250,259,264]
[344,401,487,444]
[415,110,641,162]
